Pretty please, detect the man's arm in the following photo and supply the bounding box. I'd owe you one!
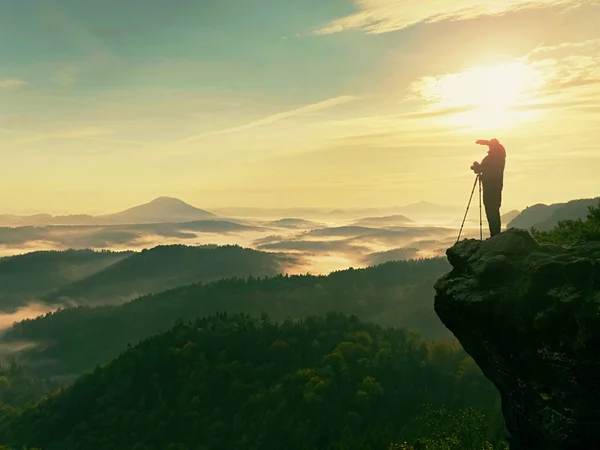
[472,155,489,174]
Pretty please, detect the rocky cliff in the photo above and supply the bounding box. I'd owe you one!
[434,228,600,450]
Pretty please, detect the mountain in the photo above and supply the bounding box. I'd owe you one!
[0,219,263,250]
[0,314,504,450]
[41,245,299,307]
[508,197,600,231]
[211,203,459,221]
[266,218,326,229]
[3,258,451,378]
[99,197,216,224]
[0,199,462,228]
[0,249,132,313]
[0,198,216,227]
[352,214,413,227]
[500,209,520,227]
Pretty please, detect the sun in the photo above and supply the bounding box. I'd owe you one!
[414,61,546,131]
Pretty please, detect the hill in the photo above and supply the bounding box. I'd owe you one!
[211,203,461,221]
[0,313,506,450]
[41,245,299,307]
[0,219,263,249]
[3,258,451,378]
[530,199,600,245]
[508,197,600,231]
[500,210,519,227]
[352,215,413,227]
[99,197,216,224]
[266,218,325,229]
[0,250,131,313]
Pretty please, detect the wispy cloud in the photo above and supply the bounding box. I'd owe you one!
[315,0,584,35]
[19,126,115,143]
[170,95,359,147]
[51,67,81,87]
[523,39,600,94]
[0,78,28,89]
[40,0,119,88]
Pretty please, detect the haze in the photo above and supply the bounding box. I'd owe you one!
[2,0,599,215]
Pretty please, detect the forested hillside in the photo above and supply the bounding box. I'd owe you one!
[0,249,131,312]
[41,244,298,306]
[531,199,600,244]
[508,197,600,231]
[0,313,507,450]
[0,364,58,413]
[3,258,451,378]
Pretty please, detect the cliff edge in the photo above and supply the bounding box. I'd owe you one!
[434,228,600,450]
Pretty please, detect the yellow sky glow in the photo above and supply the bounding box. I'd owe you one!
[411,62,547,130]
[1,1,599,214]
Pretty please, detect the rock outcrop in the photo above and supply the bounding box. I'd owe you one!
[434,228,600,450]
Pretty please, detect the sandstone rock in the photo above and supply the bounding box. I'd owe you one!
[434,228,600,450]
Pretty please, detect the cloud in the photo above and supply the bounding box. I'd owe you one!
[258,238,369,254]
[523,39,600,93]
[51,67,81,87]
[252,234,287,246]
[19,126,116,143]
[266,218,327,229]
[315,0,584,35]
[306,226,381,237]
[379,37,600,133]
[0,220,266,249]
[170,95,359,147]
[41,1,119,86]
[0,78,27,89]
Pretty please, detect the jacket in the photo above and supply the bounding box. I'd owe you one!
[473,144,506,190]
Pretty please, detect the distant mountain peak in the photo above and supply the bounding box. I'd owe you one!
[101,197,216,224]
[149,196,187,204]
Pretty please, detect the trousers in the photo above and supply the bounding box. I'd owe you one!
[482,184,502,237]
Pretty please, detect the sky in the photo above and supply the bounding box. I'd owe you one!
[1,0,599,215]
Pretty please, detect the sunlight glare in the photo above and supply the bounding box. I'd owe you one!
[414,61,546,131]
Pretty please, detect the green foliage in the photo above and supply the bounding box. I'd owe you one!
[391,404,509,450]
[0,245,295,313]
[4,258,451,378]
[0,249,130,312]
[532,200,600,245]
[0,364,58,410]
[0,313,505,450]
[41,244,296,306]
[0,446,41,450]
[0,362,59,450]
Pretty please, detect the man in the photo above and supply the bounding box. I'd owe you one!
[471,138,506,237]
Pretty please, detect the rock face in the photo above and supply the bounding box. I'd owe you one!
[434,228,600,450]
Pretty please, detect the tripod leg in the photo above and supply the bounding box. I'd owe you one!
[456,175,479,244]
[479,177,482,240]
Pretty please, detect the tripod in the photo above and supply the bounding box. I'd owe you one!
[456,174,483,244]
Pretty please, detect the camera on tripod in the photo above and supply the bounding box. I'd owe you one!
[471,161,482,174]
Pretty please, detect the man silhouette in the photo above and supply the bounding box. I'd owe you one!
[471,138,506,237]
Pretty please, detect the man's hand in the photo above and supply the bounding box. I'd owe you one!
[475,139,490,146]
